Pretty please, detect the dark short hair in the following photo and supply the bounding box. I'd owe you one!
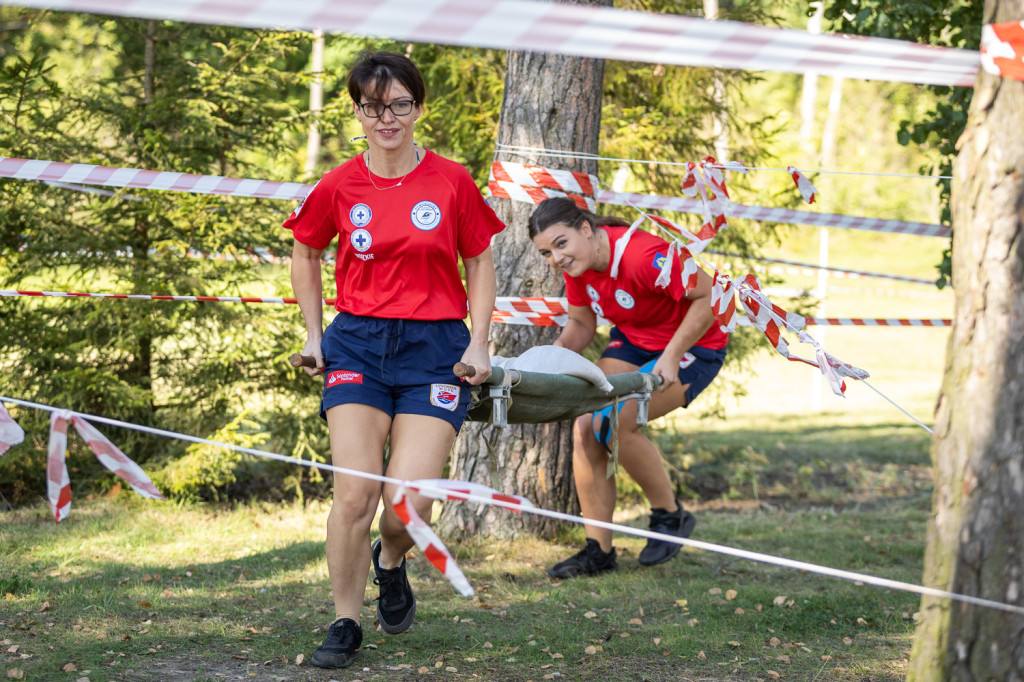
[528,197,630,239]
[347,51,426,105]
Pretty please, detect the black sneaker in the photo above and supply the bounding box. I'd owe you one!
[371,538,416,634]
[311,617,362,669]
[638,500,697,566]
[547,538,618,579]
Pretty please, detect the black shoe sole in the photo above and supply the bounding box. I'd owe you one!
[311,649,360,669]
[547,564,617,580]
[378,600,416,634]
[638,511,697,566]
[372,538,416,634]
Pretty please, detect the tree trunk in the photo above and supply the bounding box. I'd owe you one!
[909,1,1024,677]
[439,0,610,538]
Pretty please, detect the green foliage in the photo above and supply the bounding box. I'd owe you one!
[816,0,982,287]
[151,412,266,502]
[0,9,322,499]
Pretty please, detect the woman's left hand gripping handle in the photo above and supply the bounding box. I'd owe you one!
[290,343,324,376]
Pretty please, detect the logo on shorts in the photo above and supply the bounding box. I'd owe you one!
[586,285,600,301]
[351,229,372,252]
[430,383,460,411]
[679,352,696,369]
[350,203,372,227]
[326,370,363,386]
[411,201,442,230]
[590,301,604,317]
[614,289,635,309]
[653,252,667,270]
[608,339,624,349]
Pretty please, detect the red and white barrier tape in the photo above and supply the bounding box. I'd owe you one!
[490,162,597,197]
[392,479,535,597]
[7,0,980,87]
[981,21,1024,82]
[0,289,952,327]
[487,181,595,212]
[3,395,1021,617]
[0,157,311,201]
[4,157,950,238]
[45,410,165,523]
[592,189,949,238]
[0,402,25,456]
[46,412,73,523]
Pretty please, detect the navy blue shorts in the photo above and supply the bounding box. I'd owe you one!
[319,313,472,432]
[601,327,726,407]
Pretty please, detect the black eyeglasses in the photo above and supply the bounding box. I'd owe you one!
[357,99,417,118]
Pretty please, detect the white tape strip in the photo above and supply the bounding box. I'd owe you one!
[8,0,979,86]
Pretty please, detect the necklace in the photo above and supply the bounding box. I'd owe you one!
[365,146,420,190]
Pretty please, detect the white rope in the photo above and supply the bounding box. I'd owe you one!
[3,395,1017,615]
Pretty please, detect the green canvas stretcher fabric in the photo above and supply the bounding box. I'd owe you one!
[465,367,658,424]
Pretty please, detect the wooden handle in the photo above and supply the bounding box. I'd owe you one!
[453,362,476,378]
[289,353,318,369]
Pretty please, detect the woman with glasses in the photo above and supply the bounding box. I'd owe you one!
[285,51,504,669]
[528,197,727,579]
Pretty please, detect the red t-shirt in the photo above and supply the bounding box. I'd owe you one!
[564,226,728,351]
[284,150,505,320]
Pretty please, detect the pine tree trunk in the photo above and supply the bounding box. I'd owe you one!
[438,0,610,538]
[909,1,1024,676]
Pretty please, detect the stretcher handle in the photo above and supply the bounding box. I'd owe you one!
[290,353,318,369]
[453,362,475,378]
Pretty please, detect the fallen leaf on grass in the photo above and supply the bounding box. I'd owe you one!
[697,651,706,660]
[734,608,745,615]
[843,637,852,645]
[766,670,782,680]
[294,653,304,665]
[62,663,77,672]
[725,589,737,601]
[675,599,688,608]
[584,646,597,655]
[38,602,51,612]
[6,670,24,680]
[418,667,429,674]
[628,618,643,626]
[769,637,781,647]
[821,654,833,661]
[653,637,661,646]
[583,611,597,619]
[708,588,722,595]
[483,642,493,649]
[728,641,741,648]
[772,596,787,606]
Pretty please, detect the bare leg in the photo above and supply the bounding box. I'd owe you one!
[376,413,458,569]
[573,357,691,551]
[324,404,392,624]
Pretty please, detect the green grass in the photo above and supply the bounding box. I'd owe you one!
[1,488,928,682]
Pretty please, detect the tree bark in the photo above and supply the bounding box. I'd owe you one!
[909,1,1024,677]
[438,0,610,538]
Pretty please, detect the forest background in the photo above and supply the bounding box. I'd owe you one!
[0,0,969,508]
